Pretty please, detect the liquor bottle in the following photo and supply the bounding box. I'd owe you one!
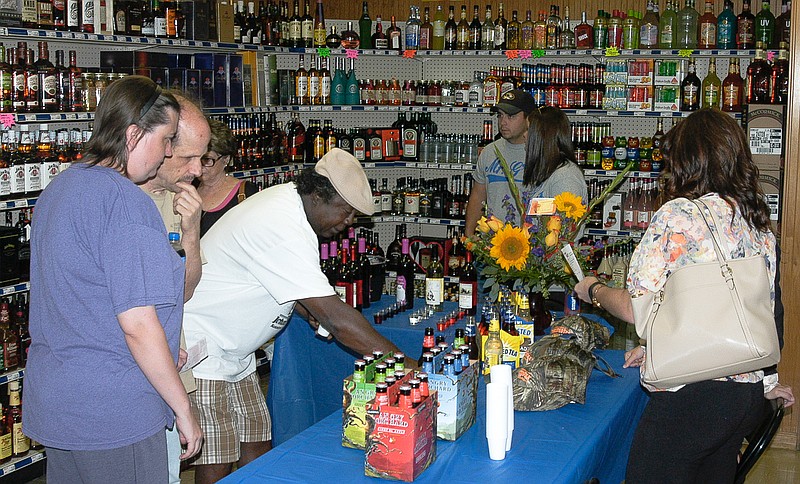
[639,0,659,48]
[432,5,446,50]
[80,0,94,33]
[697,1,716,48]
[356,237,371,310]
[701,57,721,108]
[520,10,534,49]
[483,314,502,380]
[23,48,39,113]
[482,67,499,106]
[349,244,364,311]
[340,20,360,48]
[287,112,305,161]
[371,16,387,49]
[722,58,743,112]
[66,50,83,112]
[397,238,415,309]
[494,2,507,49]
[35,42,57,113]
[8,381,28,457]
[127,0,143,37]
[333,241,354,306]
[280,1,290,46]
[737,0,756,49]
[251,1,264,45]
[481,5,495,49]
[358,1,372,49]
[775,0,791,47]
[419,7,432,49]
[676,0,699,49]
[294,54,309,104]
[559,6,575,49]
[659,0,677,48]
[0,301,18,372]
[52,0,66,30]
[534,10,548,49]
[754,0,775,48]
[546,4,561,49]
[680,59,701,111]
[0,397,9,464]
[326,25,341,48]
[66,0,80,31]
[345,58,359,105]
[300,0,313,47]
[771,46,789,104]
[11,48,26,114]
[468,5,482,50]
[405,6,420,50]
[746,47,771,103]
[142,0,155,36]
[288,0,302,47]
[154,0,167,38]
[456,5,469,50]
[505,10,520,49]
[387,15,402,51]
[717,0,737,49]
[307,54,319,105]
[459,250,477,316]
[424,247,444,312]
[37,0,54,29]
[0,47,11,114]
[574,11,593,48]
[400,115,418,161]
[318,56,331,104]
[444,6,458,50]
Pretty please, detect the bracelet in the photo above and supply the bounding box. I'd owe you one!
[588,281,606,309]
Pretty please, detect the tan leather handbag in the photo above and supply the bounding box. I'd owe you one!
[638,199,780,389]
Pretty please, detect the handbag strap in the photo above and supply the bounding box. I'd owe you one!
[691,198,736,287]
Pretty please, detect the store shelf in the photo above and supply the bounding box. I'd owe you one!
[584,169,662,178]
[360,215,465,227]
[0,282,30,297]
[0,198,37,210]
[585,228,643,238]
[230,164,304,179]
[0,449,45,477]
[12,111,94,123]
[0,369,24,386]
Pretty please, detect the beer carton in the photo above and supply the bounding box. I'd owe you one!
[364,391,437,482]
[342,353,400,449]
[427,362,478,441]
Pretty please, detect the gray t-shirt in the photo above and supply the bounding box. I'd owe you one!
[530,162,588,202]
[473,138,531,226]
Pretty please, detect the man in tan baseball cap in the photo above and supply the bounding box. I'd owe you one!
[183,147,403,483]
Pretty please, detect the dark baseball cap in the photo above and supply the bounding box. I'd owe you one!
[494,89,535,116]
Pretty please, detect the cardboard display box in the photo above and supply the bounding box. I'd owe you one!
[744,103,785,172]
[427,361,478,441]
[342,353,400,450]
[365,390,437,482]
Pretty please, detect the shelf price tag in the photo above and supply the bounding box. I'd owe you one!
[604,46,620,57]
[316,47,330,58]
[678,49,693,58]
[345,49,359,59]
[2,464,15,475]
[531,49,546,58]
[0,114,15,128]
[766,51,776,61]
[518,50,532,59]
[504,50,519,59]
[402,49,417,58]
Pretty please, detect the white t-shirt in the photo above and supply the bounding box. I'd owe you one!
[183,183,335,381]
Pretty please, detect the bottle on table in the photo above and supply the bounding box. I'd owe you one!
[483,312,502,382]
[424,247,444,313]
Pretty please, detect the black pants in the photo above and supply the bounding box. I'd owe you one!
[626,379,766,484]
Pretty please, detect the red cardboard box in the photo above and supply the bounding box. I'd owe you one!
[365,391,437,482]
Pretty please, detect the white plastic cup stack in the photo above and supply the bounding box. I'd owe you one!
[486,380,508,460]
[490,364,514,451]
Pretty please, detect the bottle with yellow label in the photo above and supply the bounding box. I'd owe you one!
[8,381,29,457]
[483,313,503,382]
[0,403,10,463]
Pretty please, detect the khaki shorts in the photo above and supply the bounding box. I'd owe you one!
[188,371,271,465]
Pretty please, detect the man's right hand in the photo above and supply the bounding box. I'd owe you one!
[173,181,203,241]
[176,410,203,460]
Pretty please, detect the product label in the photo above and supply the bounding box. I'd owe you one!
[458,282,476,310]
[396,275,408,304]
[12,422,28,454]
[11,164,25,195]
[425,278,444,305]
[404,194,419,214]
[82,0,94,25]
[402,128,417,158]
[302,20,313,40]
[155,17,167,37]
[0,433,11,460]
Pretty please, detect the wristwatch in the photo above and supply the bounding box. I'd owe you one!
[588,280,606,309]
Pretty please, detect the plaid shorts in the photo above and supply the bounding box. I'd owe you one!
[188,371,271,465]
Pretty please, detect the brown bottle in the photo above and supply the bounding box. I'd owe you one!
[0,301,19,373]
[67,50,84,112]
[0,402,10,463]
[24,48,40,112]
[8,381,28,458]
[11,47,28,113]
[0,46,11,114]
[35,42,58,113]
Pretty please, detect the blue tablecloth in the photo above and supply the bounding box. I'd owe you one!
[229,348,647,483]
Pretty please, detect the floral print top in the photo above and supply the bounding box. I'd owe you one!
[627,194,777,392]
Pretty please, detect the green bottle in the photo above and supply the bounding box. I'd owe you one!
[358,1,372,49]
[754,1,775,48]
[658,0,677,48]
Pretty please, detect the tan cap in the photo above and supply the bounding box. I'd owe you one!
[314,148,375,216]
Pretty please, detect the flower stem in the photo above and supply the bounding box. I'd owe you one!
[494,146,526,219]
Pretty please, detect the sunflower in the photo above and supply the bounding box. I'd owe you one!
[554,192,587,219]
[489,225,531,271]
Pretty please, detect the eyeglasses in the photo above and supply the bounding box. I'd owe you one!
[201,155,224,167]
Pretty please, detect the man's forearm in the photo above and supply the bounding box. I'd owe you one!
[182,237,202,302]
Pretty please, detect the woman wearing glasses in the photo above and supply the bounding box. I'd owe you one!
[23,75,202,482]
[196,118,259,237]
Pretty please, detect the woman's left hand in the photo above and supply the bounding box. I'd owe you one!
[623,345,645,368]
[766,384,795,408]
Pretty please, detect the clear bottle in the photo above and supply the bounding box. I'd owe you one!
[534,10,548,49]
[456,5,470,50]
[640,0,660,48]
[294,54,309,105]
[701,57,721,108]
[716,0,737,49]
[559,6,575,49]
[676,0,698,49]
[546,4,562,49]
[483,313,502,381]
[432,4,446,50]
[494,2,508,49]
[697,0,717,48]
[481,5,495,49]
[405,5,420,50]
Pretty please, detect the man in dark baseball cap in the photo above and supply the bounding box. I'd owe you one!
[494,89,536,116]
[466,89,535,235]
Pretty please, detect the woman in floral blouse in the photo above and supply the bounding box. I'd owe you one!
[574,108,793,482]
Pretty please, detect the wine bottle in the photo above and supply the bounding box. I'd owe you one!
[424,246,444,312]
[396,237,415,309]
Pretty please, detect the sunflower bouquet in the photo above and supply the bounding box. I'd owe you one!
[465,149,634,302]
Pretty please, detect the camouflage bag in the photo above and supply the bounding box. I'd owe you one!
[512,315,617,412]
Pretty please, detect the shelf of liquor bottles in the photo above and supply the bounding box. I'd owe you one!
[0,282,31,298]
[356,215,466,227]
[0,448,44,477]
